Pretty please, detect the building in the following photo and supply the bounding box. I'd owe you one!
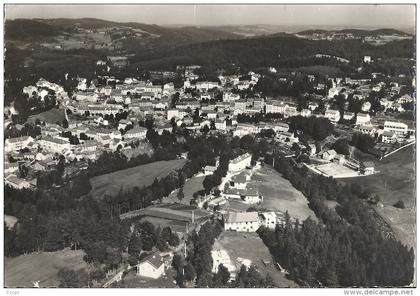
[39,136,71,153]
[324,109,340,123]
[356,113,371,125]
[228,153,252,172]
[322,149,337,161]
[360,161,375,175]
[265,101,287,114]
[383,121,408,135]
[343,112,354,121]
[357,125,376,136]
[5,136,34,152]
[382,131,397,143]
[5,175,31,189]
[224,212,261,232]
[136,253,165,279]
[259,212,277,229]
[363,56,372,63]
[124,127,148,140]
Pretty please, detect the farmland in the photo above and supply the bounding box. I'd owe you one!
[5,249,87,288]
[89,159,187,200]
[340,145,416,248]
[215,231,298,287]
[27,107,67,125]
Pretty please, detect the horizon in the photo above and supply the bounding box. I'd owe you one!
[5,4,415,32]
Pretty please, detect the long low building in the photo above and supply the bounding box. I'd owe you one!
[224,211,261,232]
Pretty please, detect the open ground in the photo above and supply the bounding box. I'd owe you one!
[89,159,187,200]
[5,249,87,288]
[227,165,317,223]
[215,231,298,287]
[340,145,416,248]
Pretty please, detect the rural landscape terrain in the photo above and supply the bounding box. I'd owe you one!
[3,4,416,290]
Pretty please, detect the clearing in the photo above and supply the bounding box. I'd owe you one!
[27,107,67,125]
[89,159,187,200]
[228,165,317,223]
[340,145,415,248]
[215,231,298,287]
[164,174,205,204]
[5,248,87,288]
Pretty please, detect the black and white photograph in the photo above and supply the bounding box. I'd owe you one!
[1,2,417,293]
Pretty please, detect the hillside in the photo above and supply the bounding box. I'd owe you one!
[5,19,64,40]
[297,28,411,37]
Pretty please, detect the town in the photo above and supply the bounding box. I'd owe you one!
[3,6,416,291]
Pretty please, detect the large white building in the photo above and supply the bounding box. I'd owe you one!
[228,153,252,172]
[124,127,148,140]
[39,136,71,153]
[356,113,371,125]
[224,211,261,232]
[383,121,408,135]
[211,249,236,275]
[259,212,277,229]
[5,136,34,152]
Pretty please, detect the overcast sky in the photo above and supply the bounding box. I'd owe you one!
[5,4,415,30]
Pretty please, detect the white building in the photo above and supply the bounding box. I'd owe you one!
[322,149,337,161]
[324,109,340,123]
[228,153,252,172]
[195,81,219,92]
[39,136,71,153]
[343,112,354,121]
[5,175,31,189]
[167,109,180,120]
[259,212,277,230]
[224,212,261,232]
[136,253,165,279]
[382,131,397,143]
[223,92,240,102]
[383,121,408,135]
[356,113,371,125]
[124,127,148,140]
[364,56,372,63]
[5,136,34,152]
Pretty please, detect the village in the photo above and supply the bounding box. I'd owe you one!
[4,53,416,287]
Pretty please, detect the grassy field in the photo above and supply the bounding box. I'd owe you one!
[164,174,205,204]
[89,159,187,200]
[230,165,317,222]
[340,145,416,248]
[216,232,298,287]
[5,249,87,288]
[116,268,177,288]
[27,107,67,125]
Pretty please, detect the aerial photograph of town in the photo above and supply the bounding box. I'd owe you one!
[2,3,417,293]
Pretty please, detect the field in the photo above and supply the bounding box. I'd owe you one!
[27,107,67,125]
[340,145,416,248]
[89,159,187,200]
[164,174,205,204]
[120,203,210,233]
[116,268,177,288]
[5,249,87,288]
[227,165,317,222]
[313,162,360,178]
[215,231,298,287]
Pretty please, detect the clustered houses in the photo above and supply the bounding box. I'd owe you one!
[223,211,279,232]
[4,62,415,191]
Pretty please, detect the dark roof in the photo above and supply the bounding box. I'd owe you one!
[139,253,163,269]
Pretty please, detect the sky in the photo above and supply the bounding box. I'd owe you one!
[5,4,416,31]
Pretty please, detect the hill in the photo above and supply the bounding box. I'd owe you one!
[297,28,411,37]
[5,19,63,40]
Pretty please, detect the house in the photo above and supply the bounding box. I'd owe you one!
[356,113,371,125]
[363,56,372,63]
[5,175,31,189]
[215,119,227,130]
[276,131,299,145]
[230,173,248,190]
[324,109,340,123]
[333,154,346,165]
[382,131,397,143]
[322,149,337,161]
[357,125,376,136]
[308,144,317,155]
[240,187,262,204]
[5,136,34,152]
[136,253,165,279]
[4,162,19,175]
[383,121,408,135]
[118,119,132,130]
[228,153,252,172]
[343,112,354,121]
[360,161,375,175]
[224,211,261,232]
[124,127,148,140]
[223,92,240,102]
[259,212,277,230]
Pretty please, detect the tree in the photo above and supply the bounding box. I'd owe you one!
[215,264,231,285]
[128,234,142,256]
[62,119,69,129]
[177,186,185,203]
[58,268,88,288]
[332,138,350,155]
[202,124,210,135]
